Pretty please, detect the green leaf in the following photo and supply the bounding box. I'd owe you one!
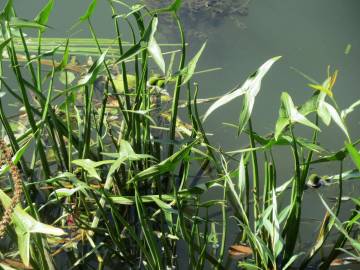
[105,140,154,185]
[113,18,159,66]
[152,197,177,214]
[203,56,281,121]
[147,17,165,74]
[0,190,66,266]
[0,138,32,175]
[323,102,350,141]
[128,139,198,184]
[238,91,254,134]
[9,17,47,31]
[49,187,83,200]
[345,143,360,171]
[0,38,11,62]
[110,194,174,205]
[78,50,107,85]
[58,71,75,85]
[237,263,262,270]
[283,253,304,270]
[341,99,360,119]
[72,159,113,180]
[34,0,54,31]
[275,92,320,140]
[152,0,182,13]
[308,83,333,97]
[0,0,14,21]
[80,0,97,21]
[179,41,206,85]
[237,155,246,198]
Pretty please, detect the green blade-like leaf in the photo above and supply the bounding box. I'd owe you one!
[341,99,360,119]
[0,38,11,61]
[72,159,113,180]
[147,17,165,74]
[34,0,54,31]
[275,92,320,140]
[203,56,281,121]
[238,92,254,134]
[152,0,183,13]
[345,143,360,171]
[179,41,206,85]
[9,17,47,30]
[128,140,197,184]
[78,50,107,85]
[15,227,30,267]
[0,0,14,21]
[0,138,32,175]
[80,0,97,21]
[323,102,350,141]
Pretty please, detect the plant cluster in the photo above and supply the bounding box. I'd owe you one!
[0,1,359,270]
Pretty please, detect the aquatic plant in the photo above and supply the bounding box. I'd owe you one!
[0,0,359,269]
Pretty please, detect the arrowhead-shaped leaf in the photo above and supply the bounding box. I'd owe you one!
[203,56,281,122]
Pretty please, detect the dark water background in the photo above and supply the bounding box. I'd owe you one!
[7,0,360,269]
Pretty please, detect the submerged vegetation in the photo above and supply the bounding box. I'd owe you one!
[0,0,359,269]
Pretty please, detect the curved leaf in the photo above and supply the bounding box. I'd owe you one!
[34,0,54,31]
[203,56,281,122]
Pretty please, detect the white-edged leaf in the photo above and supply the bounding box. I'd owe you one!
[203,56,281,122]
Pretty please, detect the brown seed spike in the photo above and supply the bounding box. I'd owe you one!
[0,138,23,238]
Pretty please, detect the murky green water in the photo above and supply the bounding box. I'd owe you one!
[10,0,360,268]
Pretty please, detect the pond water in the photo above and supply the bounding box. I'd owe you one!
[10,0,360,269]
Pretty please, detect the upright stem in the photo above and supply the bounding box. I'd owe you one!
[248,119,259,223]
[167,13,186,157]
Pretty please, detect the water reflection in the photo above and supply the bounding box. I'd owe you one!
[144,0,249,39]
